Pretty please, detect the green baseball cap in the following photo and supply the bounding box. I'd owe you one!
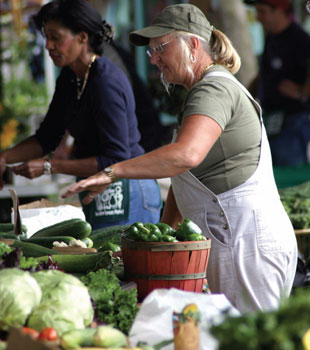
[129,4,213,46]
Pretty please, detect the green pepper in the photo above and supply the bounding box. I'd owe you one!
[148,233,160,242]
[186,233,206,241]
[99,241,121,252]
[132,222,151,236]
[128,223,150,241]
[156,222,175,236]
[175,218,202,241]
[134,222,145,229]
[124,224,140,240]
[144,223,162,240]
[162,235,178,242]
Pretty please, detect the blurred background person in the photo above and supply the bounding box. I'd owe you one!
[101,37,163,153]
[246,0,310,166]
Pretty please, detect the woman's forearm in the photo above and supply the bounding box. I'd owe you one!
[50,157,99,177]
[114,143,193,180]
[113,114,222,180]
[1,136,44,164]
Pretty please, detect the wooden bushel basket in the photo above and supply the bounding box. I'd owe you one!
[121,237,211,301]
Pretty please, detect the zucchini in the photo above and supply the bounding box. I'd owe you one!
[31,218,92,239]
[11,240,62,258]
[0,223,28,233]
[20,236,76,249]
[89,225,129,248]
[35,251,114,273]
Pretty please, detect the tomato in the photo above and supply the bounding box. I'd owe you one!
[21,327,40,340]
[38,327,58,341]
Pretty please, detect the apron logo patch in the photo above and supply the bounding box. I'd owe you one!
[95,181,124,216]
[79,178,130,224]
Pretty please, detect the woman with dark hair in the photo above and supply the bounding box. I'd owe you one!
[0,0,161,229]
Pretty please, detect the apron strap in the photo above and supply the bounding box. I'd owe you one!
[205,71,262,120]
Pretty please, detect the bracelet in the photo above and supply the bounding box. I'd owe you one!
[43,159,52,175]
[103,166,116,182]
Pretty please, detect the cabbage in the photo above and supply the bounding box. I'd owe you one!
[28,270,94,335]
[0,268,42,330]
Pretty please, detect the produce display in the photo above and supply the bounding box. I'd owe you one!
[0,268,93,335]
[60,325,127,349]
[81,269,139,335]
[0,216,144,349]
[209,288,310,350]
[123,219,206,242]
[280,181,310,229]
[0,212,309,350]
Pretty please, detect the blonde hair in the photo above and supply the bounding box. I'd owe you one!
[159,29,241,93]
[208,28,241,75]
[176,29,241,75]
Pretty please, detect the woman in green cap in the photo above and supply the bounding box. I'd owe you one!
[62,3,297,313]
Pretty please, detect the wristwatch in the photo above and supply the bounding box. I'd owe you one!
[43,159,52,175]
[103,166,116,182]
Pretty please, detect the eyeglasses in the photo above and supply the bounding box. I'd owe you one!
[146,40,172,57]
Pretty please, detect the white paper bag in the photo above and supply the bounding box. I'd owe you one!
[16,199,85,237]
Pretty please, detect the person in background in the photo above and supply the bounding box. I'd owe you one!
[61,3,298,313]
[246,0,310,166]
[0,0,161,229]
[101,38,163,153]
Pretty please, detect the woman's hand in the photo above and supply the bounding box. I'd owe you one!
[61,171,112,204]
[278,79,303,100]
[11,158,46,179]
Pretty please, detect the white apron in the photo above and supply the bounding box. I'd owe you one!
[171,71,298,313]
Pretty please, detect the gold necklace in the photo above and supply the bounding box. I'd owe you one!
[76,54,97,100]
[197,62,215,83]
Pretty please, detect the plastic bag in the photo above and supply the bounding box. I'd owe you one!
[129,288,239,350]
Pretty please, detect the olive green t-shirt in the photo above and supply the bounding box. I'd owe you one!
[179,65,261,194]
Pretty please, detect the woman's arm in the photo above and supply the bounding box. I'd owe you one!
[0,136,44,164]
[0,136,43,189]
[62,114,222,203]
[11,156,99,179]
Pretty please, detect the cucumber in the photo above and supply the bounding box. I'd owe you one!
[60,328,97,349]
[11,240,62,258]
[0,223,28,233]
[35,251,114,273]
[20,236,76,249]
[31,218,92,239]
[89,225,129,248]
[0,232,20,240]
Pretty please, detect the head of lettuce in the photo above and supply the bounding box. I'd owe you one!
[28,270,94,335]
[0,268,94,336]
[0,268,42,330]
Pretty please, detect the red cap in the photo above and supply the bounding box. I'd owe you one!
[255,0,292,11]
